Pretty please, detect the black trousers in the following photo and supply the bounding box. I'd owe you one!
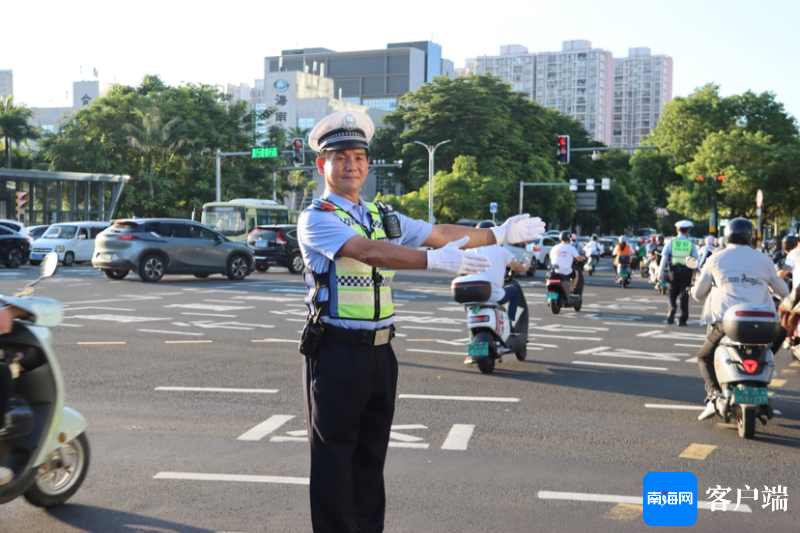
[0,363,11,429]
[697,323,726,395]
[668,276,692,323]
[303,339,398,533]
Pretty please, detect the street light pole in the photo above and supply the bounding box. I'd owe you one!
[414,140,451,224]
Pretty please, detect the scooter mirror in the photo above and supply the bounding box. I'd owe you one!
[685,256,698,270]
[41,252,59,278]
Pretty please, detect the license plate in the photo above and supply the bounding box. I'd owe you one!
[733,386,768,405]
[30,253,44,260]
[96,253,113,261]
[619,267,628,275]
[545,292,559,300]
[467,342,490,357]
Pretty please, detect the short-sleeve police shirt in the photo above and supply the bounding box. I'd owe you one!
[297,191,432,330]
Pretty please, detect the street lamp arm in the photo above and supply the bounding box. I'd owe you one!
[414,139,452,225]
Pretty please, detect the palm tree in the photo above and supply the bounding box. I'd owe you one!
[123,107,192,212]
[286,169,318,218]
[0,96,39,168]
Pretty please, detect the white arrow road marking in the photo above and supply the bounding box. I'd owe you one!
[270,424,431,448]
[441,424,475,450]
[536,324,609,333]
[576,313,643,321]
[575,346,689,361]
[573,361,669,371]
[538,491,751,512]
[238,415,295,441]
[638,330,706,341]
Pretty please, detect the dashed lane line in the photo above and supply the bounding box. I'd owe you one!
[679,443,717,460]
[538,491,751,512]
[771,379,787,388]
[399,394,520,403]
[155,387,278,394]
[154,472,309,486]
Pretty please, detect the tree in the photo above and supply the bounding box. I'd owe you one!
[0,96,39,168]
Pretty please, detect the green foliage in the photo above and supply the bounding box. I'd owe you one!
[37,75,285,219]
[642,83,800,229]
[0,96,39,168]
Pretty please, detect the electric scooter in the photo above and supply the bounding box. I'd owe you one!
[451,272,529,374]
[545,259,584,314]
[615,254,632,288]
[0,253,90,507]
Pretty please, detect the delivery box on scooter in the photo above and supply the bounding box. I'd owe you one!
[722,303,781,345]
[451,274,492,304]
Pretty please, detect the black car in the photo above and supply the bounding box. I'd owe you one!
[247,225,304,274]
[0,226,31,268]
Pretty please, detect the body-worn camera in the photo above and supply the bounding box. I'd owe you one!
[376,202,402,239]
[299,318,324,358]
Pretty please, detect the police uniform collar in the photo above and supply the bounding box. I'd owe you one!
[323,191,365,216]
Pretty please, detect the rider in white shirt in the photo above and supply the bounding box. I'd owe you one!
[549,231,585,294]
[583,234,601,261]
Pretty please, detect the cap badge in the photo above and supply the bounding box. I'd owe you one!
[342,114,357,131]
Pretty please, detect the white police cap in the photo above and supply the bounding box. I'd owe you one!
[675,220,694,229]
[308,110,374,154]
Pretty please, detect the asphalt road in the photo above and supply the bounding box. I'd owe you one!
[0,259,798,532]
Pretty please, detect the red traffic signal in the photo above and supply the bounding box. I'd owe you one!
[556,135,570,164]
[716,174,725,182]
[696,175,705,183]
[291,138,305,165]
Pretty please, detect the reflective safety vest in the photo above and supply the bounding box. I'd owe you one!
[670,238,693,266]
[313,201,395,322]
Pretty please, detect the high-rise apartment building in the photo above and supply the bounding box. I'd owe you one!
[462,41,673,147]
[612,48,673,147]
[0,70,12,100]
[264,41,449,113]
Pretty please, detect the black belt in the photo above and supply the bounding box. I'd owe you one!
[322,323,395,346]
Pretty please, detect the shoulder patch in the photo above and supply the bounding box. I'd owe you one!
[311,199,335,211]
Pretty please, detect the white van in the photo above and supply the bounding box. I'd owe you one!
[30,221,110,266]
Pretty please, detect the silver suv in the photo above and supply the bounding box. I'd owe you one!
[92,218,255,282]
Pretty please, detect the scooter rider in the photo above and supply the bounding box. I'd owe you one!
[697,235,716,270]
[464,221,531,364]
[583,234,601,263]
[549,231,586,295]
[659,220,699,326]
[691,218,789,420]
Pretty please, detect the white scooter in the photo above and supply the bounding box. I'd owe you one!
[0,253,90,507]
[705,303,781,439]
[451,272,529,374]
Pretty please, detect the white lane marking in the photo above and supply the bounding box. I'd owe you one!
[528,343,558,348]
[406,349,466,356]
[70,314,166,323]
[395,310,435,315]
[271,436,308,443]
[238,415,295,441]
[675,343,703,348]
[573,361,668,371]
[402,326,461,332]
[64,295,161,305]
[138,329,204,336]
[252,339,296,343]
[536,324,609,333]
[537,491,751,512]
[165,303,255,311]
[56,323,83,327]
[154,472,309,486]
[65,306,136,311]
[286,318,306,322]
[685,356,698,363]
[645,404,705,410]
[575,347,688,362]
[638,329,706,341]
[441,424,475,450]
[155,387,278,393]
[602,322,665,328]
[529,333,602,341]
[399,394,520,403]
[389,431,424,442]
[181,313,238,317]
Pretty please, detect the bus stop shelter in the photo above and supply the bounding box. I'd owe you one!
[0,169,129,224]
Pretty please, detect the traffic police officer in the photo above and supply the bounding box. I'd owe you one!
[297,109,545,532]
[658,220,699,326]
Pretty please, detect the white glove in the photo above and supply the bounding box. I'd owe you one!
[491,214,546,245]
[426,237,490,275]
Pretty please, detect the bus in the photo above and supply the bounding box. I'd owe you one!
[201,199,290,242]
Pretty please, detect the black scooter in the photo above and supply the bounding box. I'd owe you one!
[545,259,584,314]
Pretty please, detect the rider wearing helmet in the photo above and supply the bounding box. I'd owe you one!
[691,218,789,420]
[697,235,717,270]
[549,230,586,295]
[772,233,797,269]
[659,220,699,326]
[777,234,798,287]
[582,234,601,263]
[611,236,632,264]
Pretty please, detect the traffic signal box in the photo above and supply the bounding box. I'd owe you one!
[696,174,725,183]
[292,138,305,165]
[557,135,570,164]
[15,191,29,222]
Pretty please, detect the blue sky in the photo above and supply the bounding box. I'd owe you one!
[5,0,799,121]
